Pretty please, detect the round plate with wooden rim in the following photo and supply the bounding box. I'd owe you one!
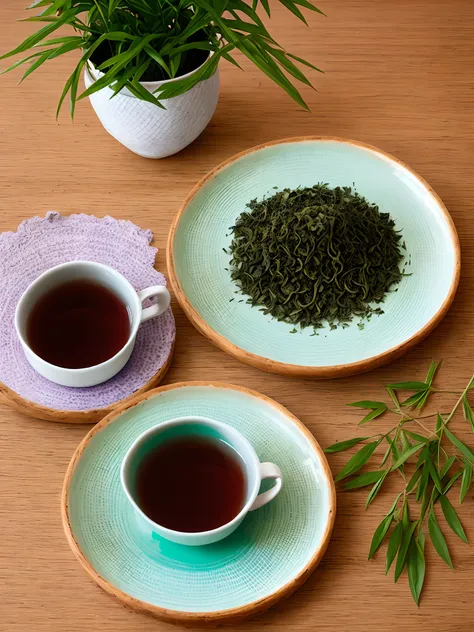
[168,137,460,378]
[62,381,335,625]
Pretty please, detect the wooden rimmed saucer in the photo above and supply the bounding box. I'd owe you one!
[62,381,336,624]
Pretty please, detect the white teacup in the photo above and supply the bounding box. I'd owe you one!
[121,416,283,546]
[14,261,170,388]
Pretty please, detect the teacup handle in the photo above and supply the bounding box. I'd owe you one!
[249,462,283,511]
[137,286,171,323]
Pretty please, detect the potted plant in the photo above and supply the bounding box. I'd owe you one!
[1,1,323,159]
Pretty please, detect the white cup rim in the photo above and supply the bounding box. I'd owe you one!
[120,416,262,540]
[14,260,140,375]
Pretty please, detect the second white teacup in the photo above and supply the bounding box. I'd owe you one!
[15,261,170,388]
[121,416,283,546]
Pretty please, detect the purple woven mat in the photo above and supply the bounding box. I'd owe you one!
[0,212,175,411]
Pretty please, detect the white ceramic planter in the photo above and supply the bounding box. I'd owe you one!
[84,58,219,159]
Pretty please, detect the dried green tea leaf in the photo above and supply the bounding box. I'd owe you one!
[228,185,404,330]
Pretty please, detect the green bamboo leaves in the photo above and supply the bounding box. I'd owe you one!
[428,510,453,568]
[1,0,324,117]
[325,363,474,606]
[349,401,388,425]
[407,533,425,605]
[334,441,380,482]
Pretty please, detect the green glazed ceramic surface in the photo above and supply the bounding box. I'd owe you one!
[171,138,459,374]
[65,383,334,618]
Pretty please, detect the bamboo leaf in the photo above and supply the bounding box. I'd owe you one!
[462,394,474,432]
[348,400,387,409]
[438,494,468,543]
[324,436,370,454]
[428,458,443,494]
[406,467,423,493]
[443,427,474,465]
[407,533,426,606]
[387,381,428,391]
[365,470,388,507]
[391,442,425,471]
[443,470,463,494]
[335,441,379,482]
[385,520,403,574]
[394,520,418,582]
[436,413,443,435]
[440,455,456,479]
[425,360,440,385]
[286,52,323,72]
[292,0,326,15]
[389,492,403,514]
[401,391,428,409]
[368,513,393,560]
[428,510,453,568]
[403,430,430,445]
[359,407,387,425]
[416,461,430,502]
[344,470,386,490]
[460,459,472,504]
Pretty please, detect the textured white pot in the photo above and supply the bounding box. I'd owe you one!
[84,57,219,159]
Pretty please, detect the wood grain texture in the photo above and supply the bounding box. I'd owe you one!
[1,0,474,630]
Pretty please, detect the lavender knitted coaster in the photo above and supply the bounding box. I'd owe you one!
[0,212,175,412]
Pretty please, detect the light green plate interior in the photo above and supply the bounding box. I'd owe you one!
[173,140,458,367]
[67,385,333,614]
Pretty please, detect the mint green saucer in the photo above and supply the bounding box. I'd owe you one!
[168,137,460,378]
[62,382,335,625]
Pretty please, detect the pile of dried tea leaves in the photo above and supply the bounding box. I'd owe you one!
[228,184,405,331]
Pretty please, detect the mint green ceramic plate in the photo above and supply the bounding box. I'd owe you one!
[62,382,335,625]
[168,137,460,378]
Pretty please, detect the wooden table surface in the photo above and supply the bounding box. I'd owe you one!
[1,1,474,630]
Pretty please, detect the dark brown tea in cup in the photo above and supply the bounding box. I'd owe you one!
[27,279,130,369]
[135,437,246,533]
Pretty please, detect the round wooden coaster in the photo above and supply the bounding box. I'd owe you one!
[0,344,174,424]
[0,212,176,423]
